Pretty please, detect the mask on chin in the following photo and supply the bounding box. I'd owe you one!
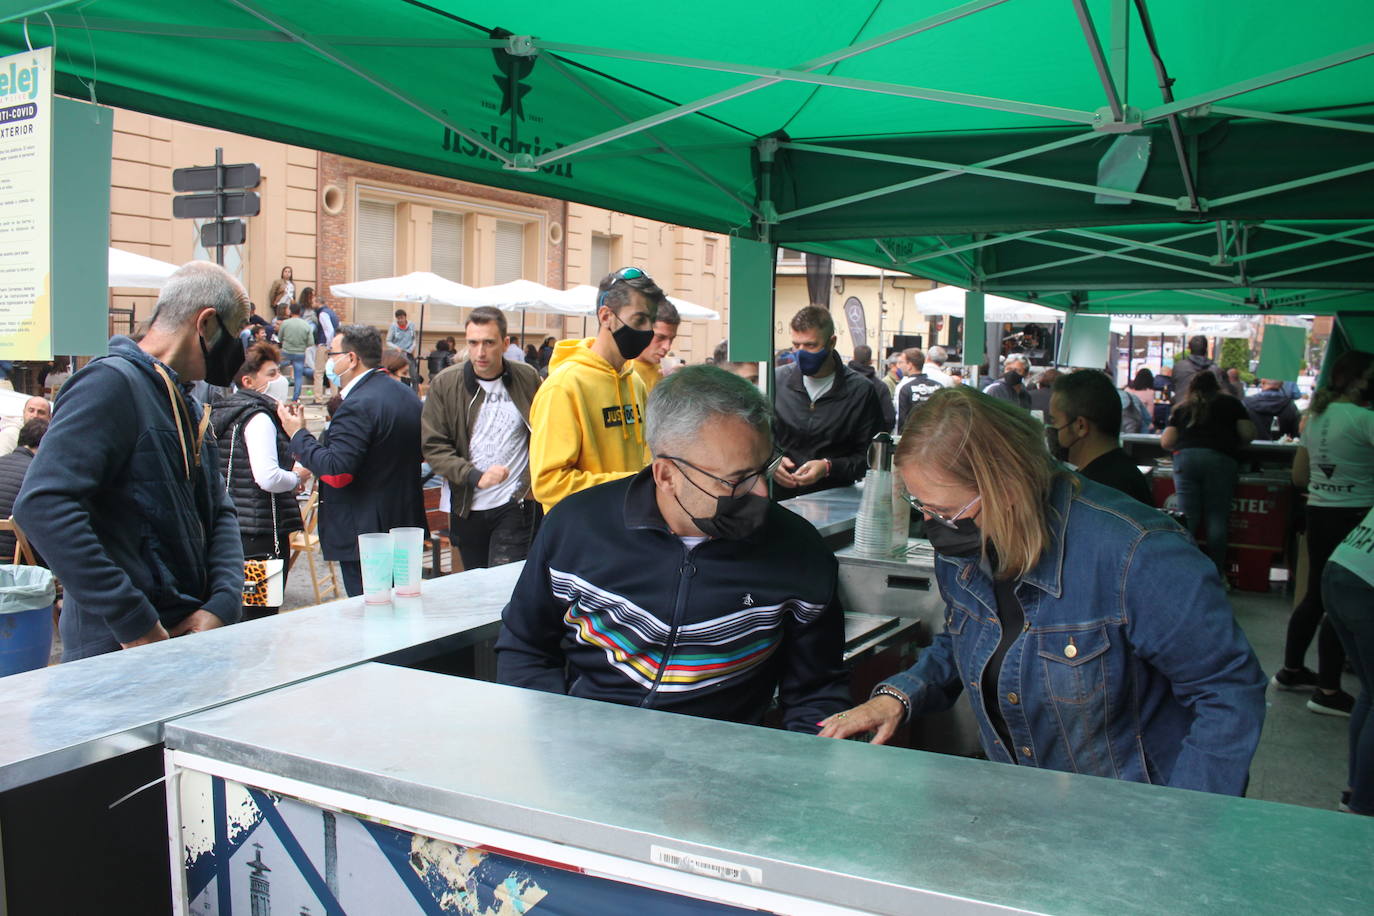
[200,316,246,387]
[924,517,982,557]
[795,347,831,376]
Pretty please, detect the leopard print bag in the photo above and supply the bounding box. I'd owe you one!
[227,423,286,607]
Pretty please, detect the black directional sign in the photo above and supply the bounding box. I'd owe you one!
[199,219,247,248]
[172,190,260,220]
[172,162,260,192]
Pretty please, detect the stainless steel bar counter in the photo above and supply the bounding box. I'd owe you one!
[0,563,521,915]
[0,562,522,793]
[164,663,1374,916]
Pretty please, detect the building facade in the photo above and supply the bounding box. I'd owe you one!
[106,109,730,368]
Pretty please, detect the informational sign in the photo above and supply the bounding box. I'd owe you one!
[1254,324,1306,381]
[728,236,774,362]
[1059,314,1112,369]
[0,47,52,360]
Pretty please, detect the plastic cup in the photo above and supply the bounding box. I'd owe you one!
[357,533,394,604]
[390,526,425,597]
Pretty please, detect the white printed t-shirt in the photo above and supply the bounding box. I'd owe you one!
[470,377,530,511]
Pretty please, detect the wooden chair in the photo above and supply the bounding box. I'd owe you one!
[288,489,339,604]
[423,484,460,576]
[2,516,59,631]
[0,516,38,566]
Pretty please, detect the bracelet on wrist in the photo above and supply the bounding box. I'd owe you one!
[872,685,911,723]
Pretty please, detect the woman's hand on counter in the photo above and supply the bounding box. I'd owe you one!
[817,694,905,744]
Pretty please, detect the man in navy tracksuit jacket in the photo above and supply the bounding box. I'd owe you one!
[496,364,851,732]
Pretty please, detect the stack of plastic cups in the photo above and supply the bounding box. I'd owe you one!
[852,469,893,558]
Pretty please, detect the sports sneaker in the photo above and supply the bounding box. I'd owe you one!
[1307,690,1355,717]
[1270,667,1318,691]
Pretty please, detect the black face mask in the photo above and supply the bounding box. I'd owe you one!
[200,315,245,387]
[1046,425,1070,462]
[924,517,982,557]
[610,310,656,361]
[1003,369,1024,388]
[687,493,771,540]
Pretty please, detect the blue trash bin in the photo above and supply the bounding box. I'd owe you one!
[0,565,56,677]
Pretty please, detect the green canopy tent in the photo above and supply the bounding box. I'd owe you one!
[5,0,1373,336]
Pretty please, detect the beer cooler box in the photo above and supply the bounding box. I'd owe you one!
[1151,469,1294,592]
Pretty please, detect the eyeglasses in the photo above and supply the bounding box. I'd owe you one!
[658,447,785,500]
[902,491,981,529]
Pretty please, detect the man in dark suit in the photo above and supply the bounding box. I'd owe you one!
[279,324,425,596]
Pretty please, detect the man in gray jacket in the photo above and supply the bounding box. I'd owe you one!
[422,307,542,568]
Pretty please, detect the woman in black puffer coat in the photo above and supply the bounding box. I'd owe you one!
[210,342,307,619]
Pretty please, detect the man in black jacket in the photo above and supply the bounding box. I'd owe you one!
[0,419,45,562]
[279,325,426,596]
[1244,378,1300,440]
[847,344,896,431]
[496,365,851,732]
[1171,335,1225,406]
[983,354,1032,410]
[773,306,885,499]
[16,261,247,660]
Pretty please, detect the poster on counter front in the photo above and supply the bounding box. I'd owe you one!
[0,46,52,360]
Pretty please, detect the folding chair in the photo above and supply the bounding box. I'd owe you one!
[288,490,339,604]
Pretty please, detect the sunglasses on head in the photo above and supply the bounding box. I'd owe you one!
[597,266,648,310]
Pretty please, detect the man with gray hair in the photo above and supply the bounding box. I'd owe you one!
[496,364,851,732]
[16,261,248,660]
[924,345,953,387]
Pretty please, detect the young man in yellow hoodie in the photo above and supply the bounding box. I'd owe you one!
[627,298,680,395]
[530,267,667,510]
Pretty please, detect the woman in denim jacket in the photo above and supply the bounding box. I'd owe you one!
[821,386,1267,796]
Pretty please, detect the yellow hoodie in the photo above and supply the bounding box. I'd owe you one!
[628,358,663,395]
[529,338,650,510]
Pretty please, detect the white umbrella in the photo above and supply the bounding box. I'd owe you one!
[329,271,476,307]
[331,272,479,360]
[914,286,1063,323]
[560,285,720,320]
[466,279,586,315]
[109,247,179,289]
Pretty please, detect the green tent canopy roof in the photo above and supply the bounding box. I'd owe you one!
[4,0,1373,314]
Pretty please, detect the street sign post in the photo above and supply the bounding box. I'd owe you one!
[171,148,261,265]
[172,191,259,219]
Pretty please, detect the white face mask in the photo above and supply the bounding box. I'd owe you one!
[263,376,290,402]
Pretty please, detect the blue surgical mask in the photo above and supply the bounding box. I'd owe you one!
[795,346,830,377]
[324,357,342,388]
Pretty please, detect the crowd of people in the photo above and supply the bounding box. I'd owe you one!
[4,259,1371,816]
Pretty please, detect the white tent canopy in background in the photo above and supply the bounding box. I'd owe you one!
[1109,315,1190,336]
[465,279,585,315]
[559,285,720,320]
[914,286,1062,323]
[329,272,476,307]
[109,247,179,289]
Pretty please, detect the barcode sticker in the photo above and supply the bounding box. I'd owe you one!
[650,845,763,885]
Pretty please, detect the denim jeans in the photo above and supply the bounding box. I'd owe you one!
[282,350,312,400]
[1323,561,1374,815]
[1172,447,1238,577]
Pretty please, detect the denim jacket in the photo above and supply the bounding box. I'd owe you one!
[882,475,1266,796]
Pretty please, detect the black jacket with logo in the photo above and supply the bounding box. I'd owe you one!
[495,469,851,732]
[895,372,945,433]
[773,352,885,499]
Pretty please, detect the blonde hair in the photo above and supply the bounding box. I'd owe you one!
[895,386,1066,580]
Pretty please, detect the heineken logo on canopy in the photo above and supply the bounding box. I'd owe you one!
[438,39,575,179]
